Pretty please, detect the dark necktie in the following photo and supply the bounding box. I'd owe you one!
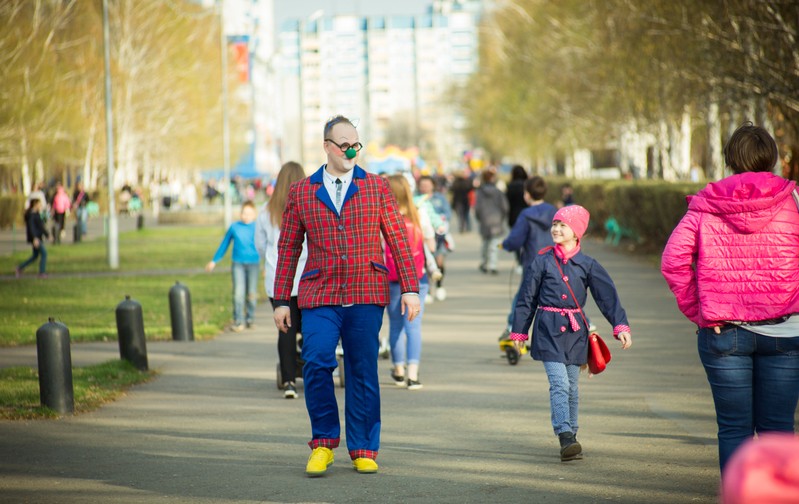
[335,178,343,208]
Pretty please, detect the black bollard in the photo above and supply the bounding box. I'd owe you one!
[169,282,194,341]
[73,224,81,243]
[116,296,148,370]
[36,318,74,415]
[136,214,144,230]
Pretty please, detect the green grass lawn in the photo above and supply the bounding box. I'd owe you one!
[0,360,156,419]
[0,225,251,346]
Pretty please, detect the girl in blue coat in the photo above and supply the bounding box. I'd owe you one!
[510,205,632,461]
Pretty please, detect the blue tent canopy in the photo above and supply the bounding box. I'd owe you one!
[202,145,266,180]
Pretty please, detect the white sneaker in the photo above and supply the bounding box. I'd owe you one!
[435,287,447,301]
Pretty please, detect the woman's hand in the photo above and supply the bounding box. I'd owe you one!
[204,261,216,272]
[618,332,632,349]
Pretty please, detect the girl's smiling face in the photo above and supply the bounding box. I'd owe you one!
[551,220,577,247]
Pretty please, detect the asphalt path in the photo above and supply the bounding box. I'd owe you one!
[0,231,739,503]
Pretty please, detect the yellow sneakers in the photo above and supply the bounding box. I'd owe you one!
[305,447,334,477]
[352,457,379,474]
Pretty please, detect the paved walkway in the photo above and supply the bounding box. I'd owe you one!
[0,231,730,503]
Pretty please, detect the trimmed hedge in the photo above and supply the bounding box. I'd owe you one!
[0,195,26,230]
[543,178,705,252]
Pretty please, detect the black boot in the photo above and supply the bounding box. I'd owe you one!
[559,432,583,461]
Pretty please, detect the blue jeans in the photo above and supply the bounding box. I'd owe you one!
[698,326,799,472]
[387,280,429,366]
[76,207,88,235]
[231,262,258,325]
[543,361,581,436]
[18,242,47,274]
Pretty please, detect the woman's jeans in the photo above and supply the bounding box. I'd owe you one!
[543,361,581,436]
[18,242,47,274]
[387,280,429,366]
[232,262,259,325]
[698,326,799,472]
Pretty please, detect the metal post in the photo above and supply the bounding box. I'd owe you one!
[36,318,74,415]
[169,282,195,342]
[219,0,233,229]
[115,296,148,371]
[102,0,119,269]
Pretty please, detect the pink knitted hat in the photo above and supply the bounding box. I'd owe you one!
[721,433,799,504]
[553,205,590,240]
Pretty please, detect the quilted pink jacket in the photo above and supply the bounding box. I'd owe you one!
[661,172,799,327]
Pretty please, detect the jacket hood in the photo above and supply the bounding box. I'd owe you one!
[523,206,555,230]
[687,173,796,234]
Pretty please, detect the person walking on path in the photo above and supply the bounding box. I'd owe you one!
[15,198,48,279]
[500,176,557,335]
[510,205,632,461]
[474,169,508,275]
[255,161,308,399]
[206,201,260,332]
[272,115,420,477]
[386,174,433,390]
[505,165,529,230]
[50,182,70,245]
[415,175,452,302]
[661,122,799,475]
[450,169,474,233]
[72,181,90,238]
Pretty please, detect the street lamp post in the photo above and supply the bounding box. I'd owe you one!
[219,0,233,229]
[102,0,119,269]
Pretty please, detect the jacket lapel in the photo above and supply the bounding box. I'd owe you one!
[310,164,366,216]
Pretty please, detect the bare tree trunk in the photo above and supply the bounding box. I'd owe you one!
[707,100,723,180]
[678,108,692,179]
[659,119,676,181]
[83,121,95,190]
[20,135,31,196]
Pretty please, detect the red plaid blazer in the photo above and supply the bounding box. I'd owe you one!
[273,165,419,309]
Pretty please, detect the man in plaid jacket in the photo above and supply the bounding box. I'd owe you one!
[273,115,420,477]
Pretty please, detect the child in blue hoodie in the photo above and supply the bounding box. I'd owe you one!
[500,176,558,333]
[206,201,260,331]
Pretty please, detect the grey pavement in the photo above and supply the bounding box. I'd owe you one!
[0,231,731,503]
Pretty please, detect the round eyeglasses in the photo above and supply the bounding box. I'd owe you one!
[325,139,363,153]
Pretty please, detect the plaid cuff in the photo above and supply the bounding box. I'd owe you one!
[349,449,378,461]
[308,438,340,450]
[613,325,631,340]
[509,332,528,342]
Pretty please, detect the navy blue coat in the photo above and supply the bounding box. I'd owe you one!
[502,202,558,270]
[512,248,629,365]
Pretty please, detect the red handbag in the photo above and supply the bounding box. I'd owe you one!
[552,254,612,375]
[587,332,611,374]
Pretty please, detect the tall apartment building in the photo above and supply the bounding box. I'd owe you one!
[277,2,482,170]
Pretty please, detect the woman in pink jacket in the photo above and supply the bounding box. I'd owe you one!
[661,122,799,474]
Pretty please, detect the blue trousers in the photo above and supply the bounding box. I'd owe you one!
[18,242,47,274]
[302,304,384,459]
[698,326,799,473]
